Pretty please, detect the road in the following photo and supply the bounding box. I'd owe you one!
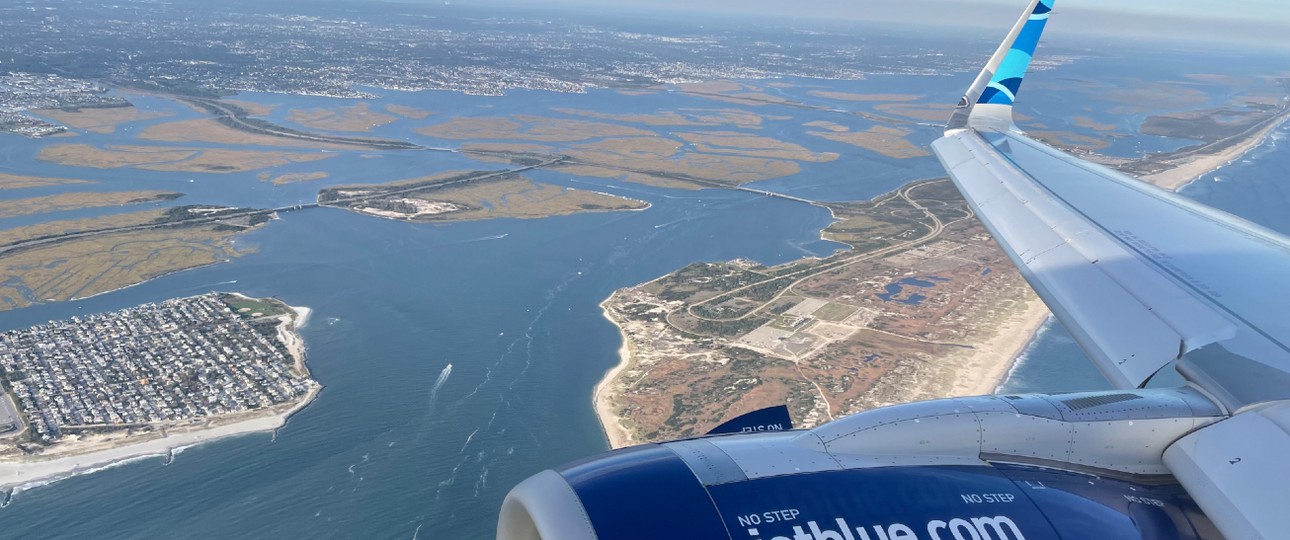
[0,392,23,439]
[0,158,566,257]
[678,181,967,324]
[181,97,425,151]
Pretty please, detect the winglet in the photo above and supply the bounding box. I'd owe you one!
[947,0,1055,133]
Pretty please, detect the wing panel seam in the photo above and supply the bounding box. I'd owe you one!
[979,130,1290,356]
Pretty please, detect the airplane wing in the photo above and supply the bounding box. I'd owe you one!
[931,1,1290,537]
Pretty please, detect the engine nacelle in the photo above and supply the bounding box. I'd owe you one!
[498,389,1225,540]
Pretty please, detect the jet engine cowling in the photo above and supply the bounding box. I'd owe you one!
[498,390,1225,540]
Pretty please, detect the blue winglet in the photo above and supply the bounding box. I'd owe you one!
[947,0,1057,131]
[978,0,1054,106]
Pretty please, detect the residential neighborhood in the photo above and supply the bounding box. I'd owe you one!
[0,294,314,444]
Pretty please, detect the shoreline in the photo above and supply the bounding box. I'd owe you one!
[0,296,319,494]
[593,296,633,450]
[0,383,319,494]
[951,296,1052,397]
[994,314,1055,394]
[68,260,229,304]
[281,303,312,376]
[1142,107,1290,191]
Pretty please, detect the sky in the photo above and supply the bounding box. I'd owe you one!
[459,0,1290,51]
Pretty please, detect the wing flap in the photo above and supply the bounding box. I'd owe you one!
[933,131,1237,388]
[1164,401,1290,539]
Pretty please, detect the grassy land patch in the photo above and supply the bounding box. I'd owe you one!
[220,294,287,318]
[287,102,398,132]
[0,173,92,190]
[0,191,182,219]
[38,144,335,173]
[35,105,173,134]
[0,225,259,312]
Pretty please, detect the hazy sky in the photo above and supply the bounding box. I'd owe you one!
[465,0,1290,51]
[1034,0,1283,20]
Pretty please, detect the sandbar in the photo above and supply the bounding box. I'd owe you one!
[809,126,929,159]
[807,91,921,103]
[0,220,263,311]
[334,175,649,223]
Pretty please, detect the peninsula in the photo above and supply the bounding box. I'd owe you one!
[0,293,319,494]
[595,180,1048,447]
[593,79,1290,448]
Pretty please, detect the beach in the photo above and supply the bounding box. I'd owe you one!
[281,304,313,375]
[0,384,319,494]
[954,297,1052,397]
[593,296,632,449]
[1143,109,1290,191]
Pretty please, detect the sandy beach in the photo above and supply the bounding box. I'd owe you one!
[0,384,319,493]
[291,304,313,330]
[593,296,633,449]
[951,297,1051,397]
[1143,109,1290,191]
[280,304,312,375]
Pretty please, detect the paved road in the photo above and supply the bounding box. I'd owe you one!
[0,392,23,438]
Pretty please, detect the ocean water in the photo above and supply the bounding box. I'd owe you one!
[0,45,1287,539]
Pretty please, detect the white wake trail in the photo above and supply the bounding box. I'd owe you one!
[430,363,453,400]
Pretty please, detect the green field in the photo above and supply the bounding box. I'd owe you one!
[219,294,286,318]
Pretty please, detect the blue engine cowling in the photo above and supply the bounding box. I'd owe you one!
[498,442,1218,540]
[498,390,1225,540]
